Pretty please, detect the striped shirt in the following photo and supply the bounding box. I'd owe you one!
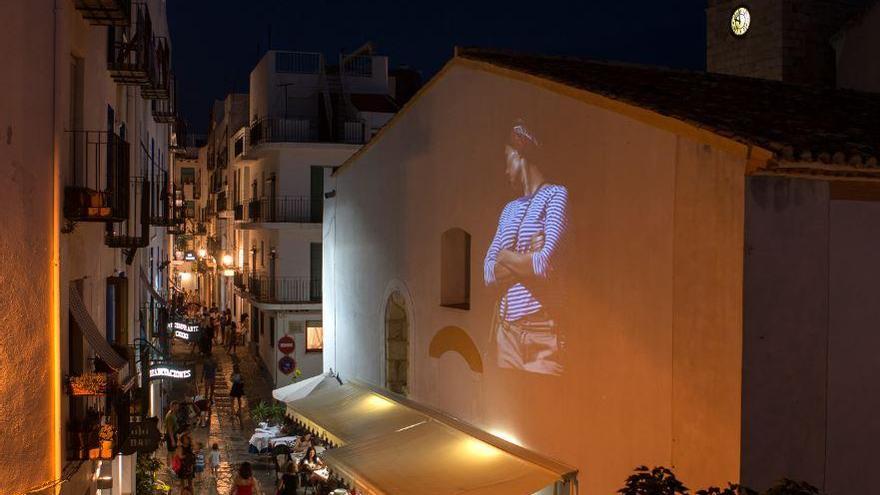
[484,184,568,321]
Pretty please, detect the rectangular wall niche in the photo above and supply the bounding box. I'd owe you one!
[440,228,471,309]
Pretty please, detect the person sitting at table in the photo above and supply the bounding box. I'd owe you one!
[298,446,325,480]
[292,433,312,454]
[278,461,299,495]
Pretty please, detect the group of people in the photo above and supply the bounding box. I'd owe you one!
[163,400,222,494]
[194,306,250,357]
[276,434,328,495]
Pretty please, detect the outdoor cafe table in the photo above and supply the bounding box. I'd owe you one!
[248,425,282,452]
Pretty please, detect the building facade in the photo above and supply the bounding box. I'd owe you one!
[3,1,184,493]
[190,48,401,387]
[323,46,880,495]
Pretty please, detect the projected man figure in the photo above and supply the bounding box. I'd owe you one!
[484,119,568,376]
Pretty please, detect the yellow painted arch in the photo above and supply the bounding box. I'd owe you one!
[428,326,483,373]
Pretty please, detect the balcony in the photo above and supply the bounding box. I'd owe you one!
[245,274,321,304]
[216,191,228,213]
[63,130,130,223]
[249,117,319,146]
[233,203,244,221]
[74,0,131,26]
[170,118,187,155]
[104,177,149,249]
[141,37,170,100]
[106,3,152,85]
[238,196,322,224]
[151,74,177,123]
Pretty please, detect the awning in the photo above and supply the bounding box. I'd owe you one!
[279,380,577,495]
[69,285,128,371]
[283,382,427,446]
[272,373,338,403]
[323,420,563,495]
[140,267,167,306]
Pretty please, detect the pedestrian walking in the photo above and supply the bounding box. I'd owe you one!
[230,364,245,415]
[163,401,179,465]
[231,462,262,495]
[226,320,239,355]
[176,433,196,492]
[202,353,217,402]
[194,441,206,481]
[209,442,221,479]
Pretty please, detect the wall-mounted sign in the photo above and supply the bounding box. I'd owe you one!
[167,321,199,333]
[149,365,192,380]
[184,251,196,261]
[120,417,161,455]
[278,355,296,375]
[278,335,295,355]
[174,330,192,340]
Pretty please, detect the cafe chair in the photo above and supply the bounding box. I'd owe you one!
[271,443,291,481]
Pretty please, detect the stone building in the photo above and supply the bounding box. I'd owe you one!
[707,0,877,87]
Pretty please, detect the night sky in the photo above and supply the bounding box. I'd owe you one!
[167,0,707,134]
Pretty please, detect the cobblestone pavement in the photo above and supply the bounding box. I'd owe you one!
[157,339,279,495]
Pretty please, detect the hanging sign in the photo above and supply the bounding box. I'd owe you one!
[278,335,295,355]
[120,417,161,455]
[278,355,296,375]
[149,364,192,380]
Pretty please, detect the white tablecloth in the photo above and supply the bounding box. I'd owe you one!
[248,426,282,452]
[268,436,299,448]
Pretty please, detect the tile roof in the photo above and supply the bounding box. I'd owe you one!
[457,48,880,173]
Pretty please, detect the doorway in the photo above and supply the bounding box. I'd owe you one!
[384,291,409,395]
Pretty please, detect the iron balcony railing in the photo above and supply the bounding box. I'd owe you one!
[106,3,152,85]
[151,74,177,123]
[170,118,187,154]
[64,130,130,222]
[141,37,170,100]
[240,196,322,224]
[245,274,321,304]
[74,0,131,26]
[105,177,149,249]
[249,117,319,145]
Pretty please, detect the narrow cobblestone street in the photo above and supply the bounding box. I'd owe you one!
[157,339,279,494]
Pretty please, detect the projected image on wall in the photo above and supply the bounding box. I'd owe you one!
[483,119,568,376]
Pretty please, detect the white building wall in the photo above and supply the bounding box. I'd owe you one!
[326,63,748,494]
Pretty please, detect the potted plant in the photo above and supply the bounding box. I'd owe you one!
[98,423,116,459]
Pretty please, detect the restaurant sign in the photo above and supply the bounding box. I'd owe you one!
[149,365,192,380]
[119,417,161,455]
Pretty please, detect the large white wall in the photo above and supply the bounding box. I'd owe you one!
[326,63,747,494]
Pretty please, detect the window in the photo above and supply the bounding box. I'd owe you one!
[440,228,471,309]
[306,322,324,352]
[269,317,275,348]
[310,243,322,301]
[181,167,196,184]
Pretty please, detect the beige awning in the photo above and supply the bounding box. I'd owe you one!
[322,419,563,495]
[280,380,577,495]
[284,382,427,446]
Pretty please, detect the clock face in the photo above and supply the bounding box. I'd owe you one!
[731,7,751,36]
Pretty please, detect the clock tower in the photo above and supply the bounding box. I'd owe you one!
[706,0,866,85]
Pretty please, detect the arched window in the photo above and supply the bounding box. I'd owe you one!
[441,228,471,309]
[385,291,409,395]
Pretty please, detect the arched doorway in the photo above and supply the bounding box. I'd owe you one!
[385,291,409,395]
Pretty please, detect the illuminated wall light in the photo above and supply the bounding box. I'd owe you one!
[198,248,207,258]
[221,254,234,267]
[223,269,235,277]
[358,394,394,413]
[180,272,192,282]
[488,428,524,447]
[460,437,501,459]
